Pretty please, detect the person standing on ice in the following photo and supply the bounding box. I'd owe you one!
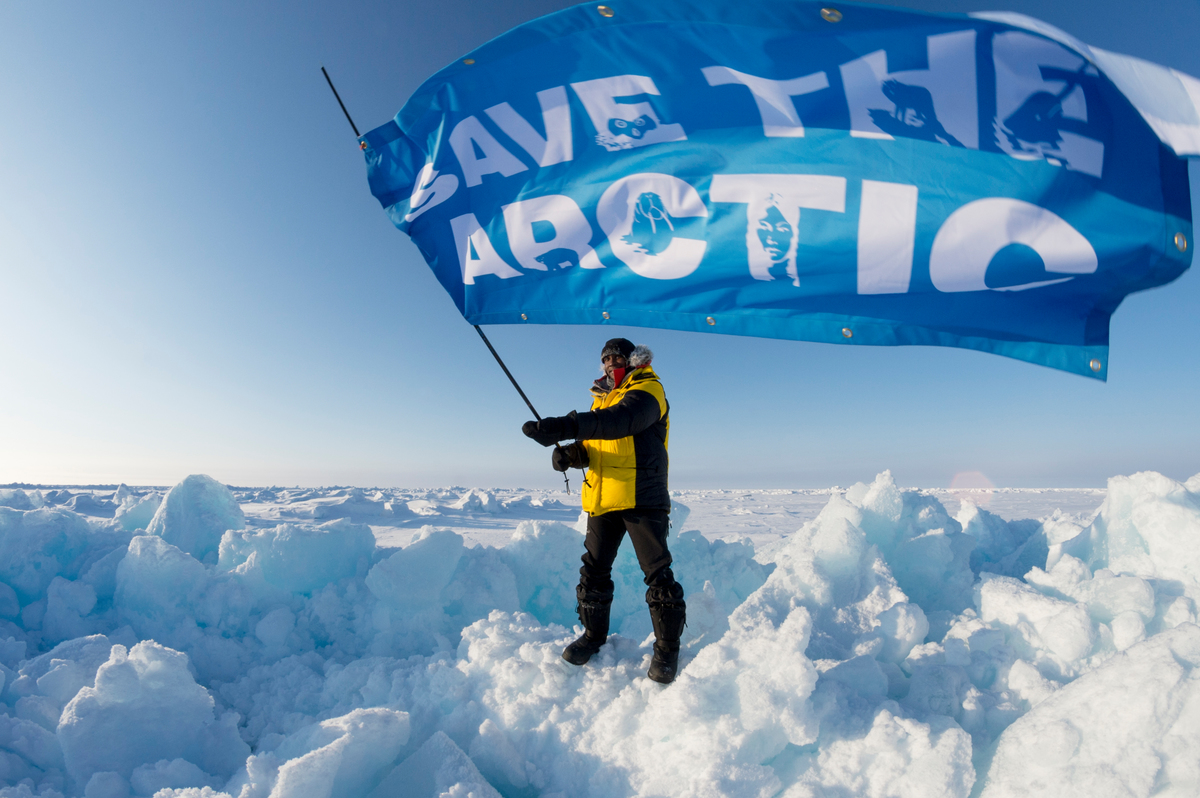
[522,337,686,684]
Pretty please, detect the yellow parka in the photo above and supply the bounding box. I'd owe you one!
[577,365,670,515]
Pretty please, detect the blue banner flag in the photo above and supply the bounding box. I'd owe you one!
[360,0,1198,379]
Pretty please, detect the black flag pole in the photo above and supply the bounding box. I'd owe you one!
[319,66,570,493]
[472,326,571,493]
[321,66,360,137]
[473,325,541,421]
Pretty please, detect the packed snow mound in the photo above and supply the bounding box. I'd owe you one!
[217,519,375,595]
[214,707,409,798]
[114,493,162,533]
[147,475,244,563]
[369,730,495,798]
[307,488,393,521]
[1055,471,1200,594]
[57,640,248,787]
[980,623,1200,797]
[451,489,504,514]
[0,491,35,512]
[0,470,1196,797]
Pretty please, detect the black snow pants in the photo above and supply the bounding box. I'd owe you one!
[579,508,682,600]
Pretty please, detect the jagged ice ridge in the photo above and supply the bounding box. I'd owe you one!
[0,470,1197,797]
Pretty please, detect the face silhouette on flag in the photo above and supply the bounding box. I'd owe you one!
[751,197,799,286]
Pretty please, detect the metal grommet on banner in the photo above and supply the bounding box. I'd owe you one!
[602,311,610,320]
[1175,232,1189,253]
[706,316,715,326]
[597,5,614,17]
[462,58,475,65]
[1089,358,1103,372]
[842,327,853,338]
[520,313,528,321]
[359,141,367,151]
[821,8,843,22]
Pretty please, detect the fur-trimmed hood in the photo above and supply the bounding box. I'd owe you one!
[628,345,653,368]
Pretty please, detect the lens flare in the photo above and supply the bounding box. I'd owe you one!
[950,470,996,506]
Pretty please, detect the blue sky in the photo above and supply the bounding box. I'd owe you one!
[1,0,1197,490]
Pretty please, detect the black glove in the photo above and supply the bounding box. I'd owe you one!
[522,412,579,447]
[552,443,589,472]
[551,446,572,472]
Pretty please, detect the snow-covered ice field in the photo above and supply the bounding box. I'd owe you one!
[0,472,1196,798]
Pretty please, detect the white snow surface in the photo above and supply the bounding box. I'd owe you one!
[0,472,1196,797]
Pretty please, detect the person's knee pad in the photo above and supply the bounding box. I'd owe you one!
[645,581,684,606]
[577,581,614,605]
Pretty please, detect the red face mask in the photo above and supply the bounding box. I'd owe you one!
[611,366,626,387]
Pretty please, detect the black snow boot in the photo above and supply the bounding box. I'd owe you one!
[563,584,612,666]
[646,581,686,684]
